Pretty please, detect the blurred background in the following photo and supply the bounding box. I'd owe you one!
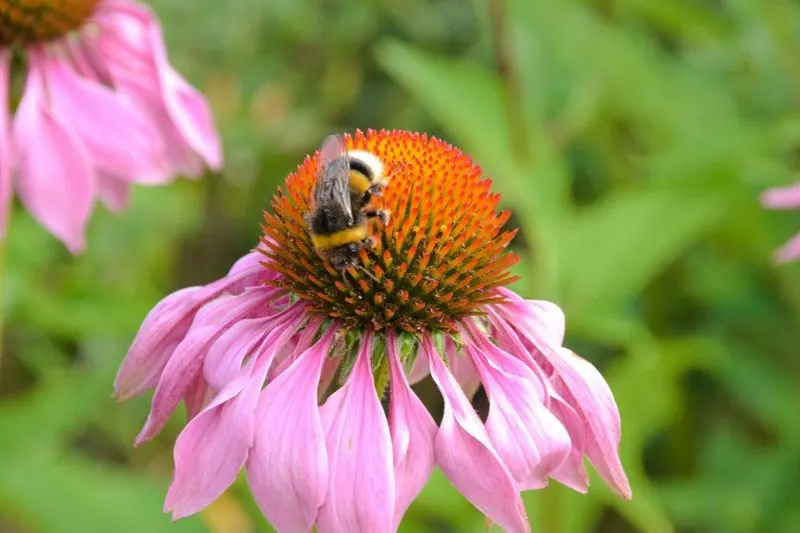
[2,0,800,531]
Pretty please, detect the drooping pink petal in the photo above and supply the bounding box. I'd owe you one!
[317,331,395,533]
[184,374,211,420]
[96,174,132,212]
[491,299,631,499]
[318,353,342,396]
[115,285,205,400]
[136,288,272,444]
[548,394,589,493]
[0,51,11,237]
[462,322,571,490]
[157,64,222,171]
[774,231,800,263]
[114,251,270,400]
[92,0,222,175]
[423,335,530,533]
[552,348,631,499]
[488,306,540,371]
[386,331,436,531]
[268,317,326,381]
[495,288,566,347]
[487,310,590,492]
[407,344,429,385]
[246,323,331,533]
[165,349,271,519]
[203,303,305,390]
[446,337,481,399]
[762,183,800,209]
[13,52,94,254]
[41,55,165,183]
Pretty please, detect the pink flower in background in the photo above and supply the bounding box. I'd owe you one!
[115,130,631,533]
[762,184,800,262]
[0,0,221,252]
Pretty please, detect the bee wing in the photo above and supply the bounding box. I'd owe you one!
[315,134,353,222]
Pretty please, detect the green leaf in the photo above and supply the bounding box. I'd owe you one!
[712,345,800,442]
[0,372,106,458]
[0,453,205,533]
[560,186,726,314]
[374,39,572,295]
[374,39,524,202]
[597,337,704,533]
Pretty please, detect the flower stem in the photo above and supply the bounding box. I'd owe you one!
[488,0,532,163]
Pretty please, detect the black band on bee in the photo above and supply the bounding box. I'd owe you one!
[348,159,374,180]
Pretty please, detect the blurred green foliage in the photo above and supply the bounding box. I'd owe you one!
[2,0,800,531]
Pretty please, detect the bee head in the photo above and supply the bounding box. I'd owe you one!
[329,243,361,270]
[347,150,385,182]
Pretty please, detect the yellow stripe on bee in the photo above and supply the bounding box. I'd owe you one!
[349,171,371,194]
[311,225,368,249]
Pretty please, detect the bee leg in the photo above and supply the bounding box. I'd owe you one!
[361,179,389,204]
[364,209,390,225]
[338,270,356,292]
[368,178,389,196]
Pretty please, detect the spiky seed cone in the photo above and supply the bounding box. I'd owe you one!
[0,0,100,45]
[261,129,520,334]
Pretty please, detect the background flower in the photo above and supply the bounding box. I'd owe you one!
[761,184,800,262]
[0,0,221,252]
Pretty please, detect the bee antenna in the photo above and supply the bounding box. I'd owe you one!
[352,264,378,283]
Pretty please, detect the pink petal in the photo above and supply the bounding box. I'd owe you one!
[203,303,304,389]
[407,344,429,385]
[317,331,395,533]
[165,351,271,519]
[184,374,211,419]
[93,0,222,174]
[423,335,530,533]
[246,324,332,533]
[549,394,589,493]
[494,299,632,499]
[157,64,222,171]
[774,231,800,263]
[463,324,571,490]
[96,174,131,212]
[13,52,94,254]
[488,311,590,492]
[762,183,800,209]
[548,387,589,493]
[268,317,326,381]
[318,353,342,396]
[41,55,165,183]
[495,288,566,346]
[115,286,204,400]
[114,251,270,400]
[446,337,481,399]
[552,349,631,499]
[0,51,11,237]
[386,331,436,530]
[136,288,270,444]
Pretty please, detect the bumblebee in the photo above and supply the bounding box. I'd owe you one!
[305,134,390,270]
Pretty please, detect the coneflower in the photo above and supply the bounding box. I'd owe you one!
[762,183,800,262]
[115,129,631,533]
[0,0,221,252]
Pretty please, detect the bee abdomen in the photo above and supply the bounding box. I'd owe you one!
[310,224,368,250]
